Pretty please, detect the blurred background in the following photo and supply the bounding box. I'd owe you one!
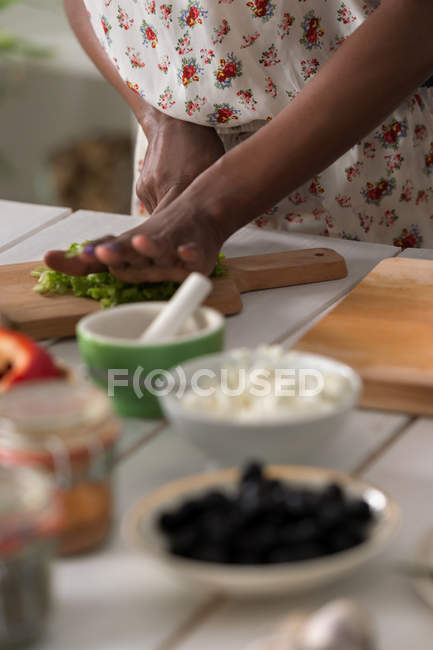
[0,0,134,214]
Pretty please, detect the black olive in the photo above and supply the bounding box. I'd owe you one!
[345,499,373,523]
[170,527,201,558]
[194,545,228,564]
[321,483,344,504]
[201,490,232,511]
[241,461,264,484]
[317,501,346,530]
[281,518,319,545]
[158,511,183,534]
[158,464,374,566]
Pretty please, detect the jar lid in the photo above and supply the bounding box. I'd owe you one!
[0,381,120,466]
[0,464,60,555]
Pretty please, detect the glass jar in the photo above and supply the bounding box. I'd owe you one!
[0,381,121,556]
[0,464,60,648]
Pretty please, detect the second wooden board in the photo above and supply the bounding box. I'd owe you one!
[294,256,433,415]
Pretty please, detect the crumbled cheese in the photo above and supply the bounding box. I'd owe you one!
[180,346,350,422]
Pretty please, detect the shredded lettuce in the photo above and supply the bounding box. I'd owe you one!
[32,244,227,309]
[64,241,88,258]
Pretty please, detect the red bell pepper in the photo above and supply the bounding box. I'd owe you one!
[0,328,63,393]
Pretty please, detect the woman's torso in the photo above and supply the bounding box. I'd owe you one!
[84,0,381,127]
[85,0,433,247]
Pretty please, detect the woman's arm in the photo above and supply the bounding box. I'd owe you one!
[49,0,433,282]
[63,0,157,128]
[192,0,433,239]
[63,0,224,215]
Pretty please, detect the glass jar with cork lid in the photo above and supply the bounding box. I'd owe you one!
[0,381,122,556]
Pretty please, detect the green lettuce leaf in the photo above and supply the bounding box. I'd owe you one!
[32,244,227,309]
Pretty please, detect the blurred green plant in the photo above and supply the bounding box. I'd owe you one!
[0,0,52,175]
[0,0,51,59]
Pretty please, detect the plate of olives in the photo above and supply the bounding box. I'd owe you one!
[123,462,400,597]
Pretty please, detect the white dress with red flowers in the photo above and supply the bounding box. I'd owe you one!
[85,0,433,247]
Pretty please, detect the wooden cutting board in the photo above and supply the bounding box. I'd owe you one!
[0,248,347,340]
[294,256,433,416]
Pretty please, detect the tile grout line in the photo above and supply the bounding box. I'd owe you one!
[114,420,168,466]
[0,207,72,257]
[351,415,417,477]
[154,593,228,650]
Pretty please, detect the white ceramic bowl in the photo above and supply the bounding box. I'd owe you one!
[123,465,400,598]
[159,350,362,465]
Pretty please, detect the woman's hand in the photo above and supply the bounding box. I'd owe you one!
[55,0,227,281]
[45,117,226,280]
[137,114,225,214]
[45,189,225,283]
[63,0,225,214]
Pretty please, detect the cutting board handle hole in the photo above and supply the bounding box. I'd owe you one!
[315,253,325,257]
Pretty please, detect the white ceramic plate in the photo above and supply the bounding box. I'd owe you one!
[123,465,400,597]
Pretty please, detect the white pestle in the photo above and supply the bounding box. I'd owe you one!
[139,272,213,342]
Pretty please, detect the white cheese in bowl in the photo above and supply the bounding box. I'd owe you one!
[179,346,352,422]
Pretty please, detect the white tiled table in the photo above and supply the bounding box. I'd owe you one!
[1,201,432,649]
[0,200,71,255]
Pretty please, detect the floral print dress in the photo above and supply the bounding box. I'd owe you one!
[85,0,433,247]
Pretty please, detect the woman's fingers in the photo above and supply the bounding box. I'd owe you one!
[79,235,117,263]
[44,234,120,275]
[95,181,196,271]
[95,233,151,268]
[44,250,108,276]
[131,233,174,268]
[177,242,200,264]
[45,222,210,283]
[131,233,160,258]
[131,232,180,268]
[132,233,178,269]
